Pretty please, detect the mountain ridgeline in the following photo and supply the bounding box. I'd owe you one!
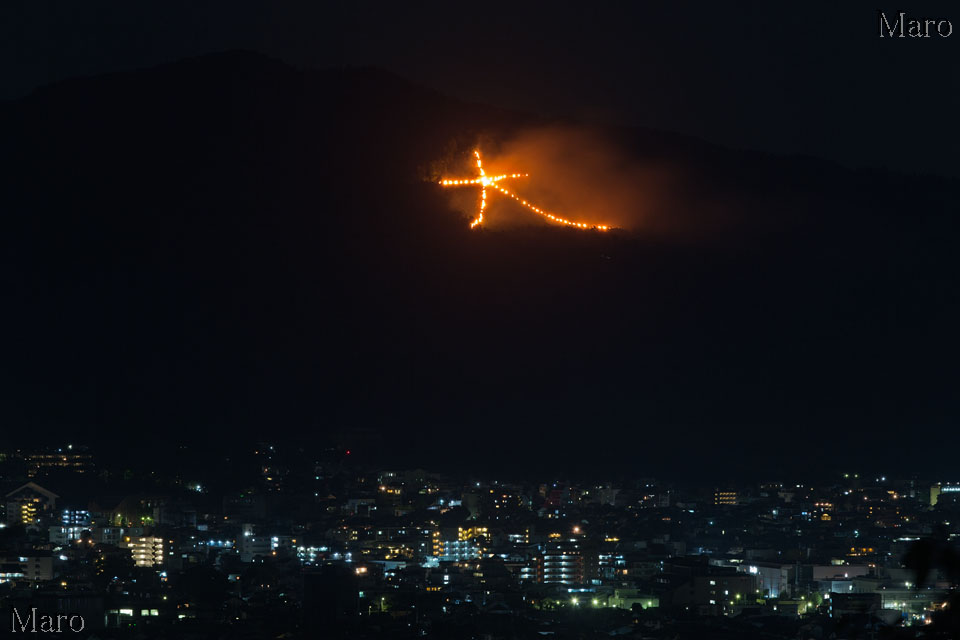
[1,51,958,478]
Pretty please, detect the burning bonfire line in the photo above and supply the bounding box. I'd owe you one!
[439,150,610,231]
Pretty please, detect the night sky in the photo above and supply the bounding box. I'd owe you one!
[2,1,958,176]
[2,2,959,478]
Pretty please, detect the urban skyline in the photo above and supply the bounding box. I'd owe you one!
[3,3,959,638]
[1,442,959,637]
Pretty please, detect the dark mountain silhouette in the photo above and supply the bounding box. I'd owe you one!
[2,50,958,478]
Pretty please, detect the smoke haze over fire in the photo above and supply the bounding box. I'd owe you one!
[453,126,808,241]
[479,127,657,232]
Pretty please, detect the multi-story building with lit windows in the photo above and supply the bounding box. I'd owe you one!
[0,555,53,582]
[26,447,93,477]
[5,482,58,526]
[432,539,481,562]
[506,528,531,545]
[61,508,91,526]
[662,561,759,613]
[490,489,530,517]
[930,483,960,506]
[713,490,738,505]
[120,536,164,567]
[740,562,795,598]
[48,525,88,545]
[598,550,627,579]
[430,526,488,562]
[58,526,124,546]
[0,564,24,584]
[534,540,591,584]
[458,526,489,543]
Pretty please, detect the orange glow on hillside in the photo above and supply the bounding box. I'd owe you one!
[439,150,610,231]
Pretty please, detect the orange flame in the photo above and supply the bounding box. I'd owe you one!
[440,150,609,231]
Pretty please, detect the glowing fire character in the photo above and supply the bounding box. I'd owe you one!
[440,150,610,231]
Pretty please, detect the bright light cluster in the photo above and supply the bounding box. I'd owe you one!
[439,149,609,231]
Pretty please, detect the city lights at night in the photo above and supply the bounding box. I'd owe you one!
[1,2,958,639]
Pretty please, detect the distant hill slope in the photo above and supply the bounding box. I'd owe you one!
[1,51,957,477]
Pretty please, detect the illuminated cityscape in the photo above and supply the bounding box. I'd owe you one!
[1,445,959,637]
[2,3,958,638]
